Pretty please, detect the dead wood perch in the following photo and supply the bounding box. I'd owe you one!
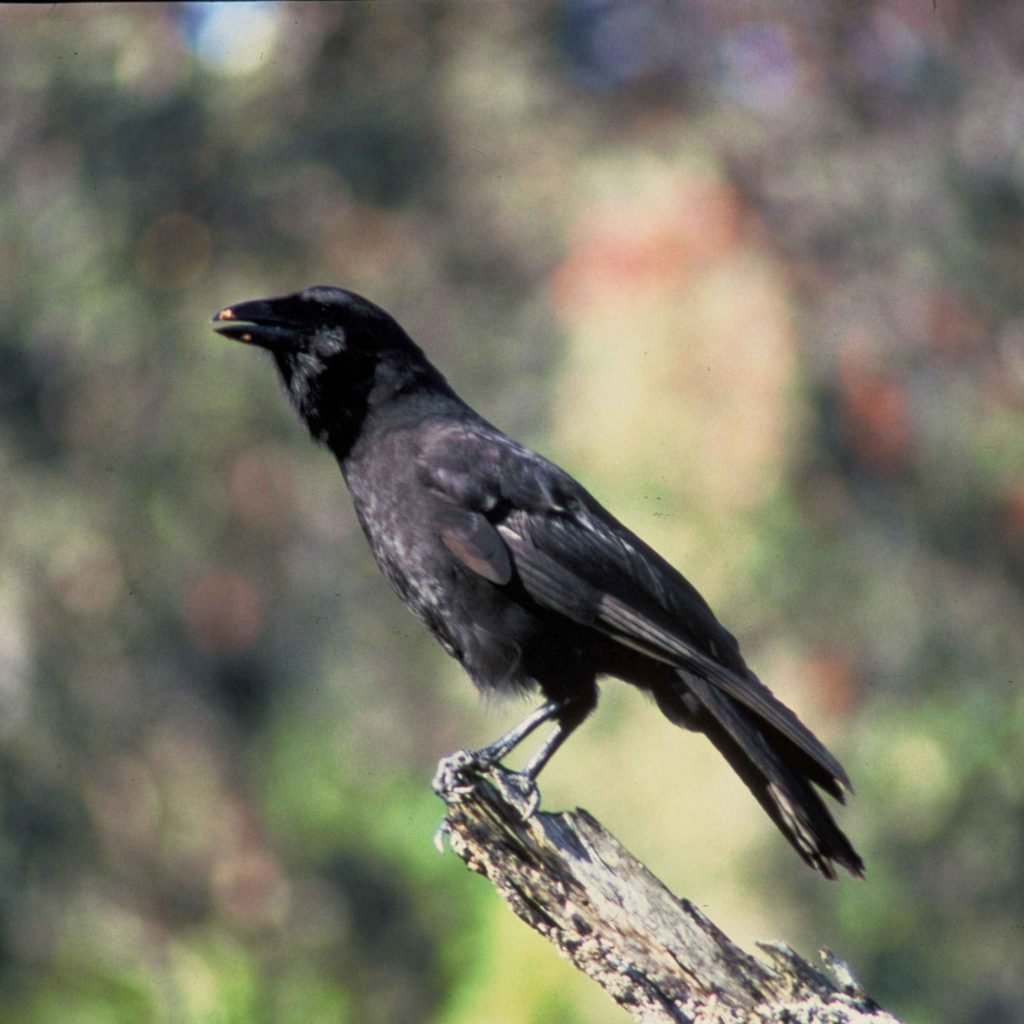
[433,752,901,1024]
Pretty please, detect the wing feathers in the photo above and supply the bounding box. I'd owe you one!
[510,516,852,794]
[441,510,512,585]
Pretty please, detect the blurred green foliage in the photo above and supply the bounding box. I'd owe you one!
[1,3,1023,1023]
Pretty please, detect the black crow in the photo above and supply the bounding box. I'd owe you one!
[213,285,863,879]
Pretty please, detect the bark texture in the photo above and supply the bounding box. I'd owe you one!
[433,752,900,1024]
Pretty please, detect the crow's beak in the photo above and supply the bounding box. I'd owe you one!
[212,298,298,350]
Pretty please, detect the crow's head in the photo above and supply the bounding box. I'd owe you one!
[212,286,450,452]
[212,285,407,359]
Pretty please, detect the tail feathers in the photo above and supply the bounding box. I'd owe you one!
[676,673,863,880]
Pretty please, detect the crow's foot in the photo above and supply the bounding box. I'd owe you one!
[432,748,541,820]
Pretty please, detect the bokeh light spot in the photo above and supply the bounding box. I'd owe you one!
[187,2,282,77]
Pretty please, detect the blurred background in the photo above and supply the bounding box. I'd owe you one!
[1,2,1023,1022]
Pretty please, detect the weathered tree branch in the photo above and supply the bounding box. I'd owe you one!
[433,752,901,1024]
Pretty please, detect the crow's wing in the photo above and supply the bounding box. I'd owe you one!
[439,505,512,586]
[503,504,851,793]
[417,422,850,792]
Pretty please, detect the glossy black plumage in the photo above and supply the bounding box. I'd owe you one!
[212,285,863,879]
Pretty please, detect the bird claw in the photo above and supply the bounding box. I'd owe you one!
[432,748,541,820]
[431,748,480,799]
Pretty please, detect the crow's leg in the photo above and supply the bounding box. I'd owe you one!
[472,698,571,767]
[522,695,593,780]
[433,701,571,824]
[436,686,596,820]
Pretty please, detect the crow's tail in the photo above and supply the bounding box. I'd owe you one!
[659,671,863,880]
